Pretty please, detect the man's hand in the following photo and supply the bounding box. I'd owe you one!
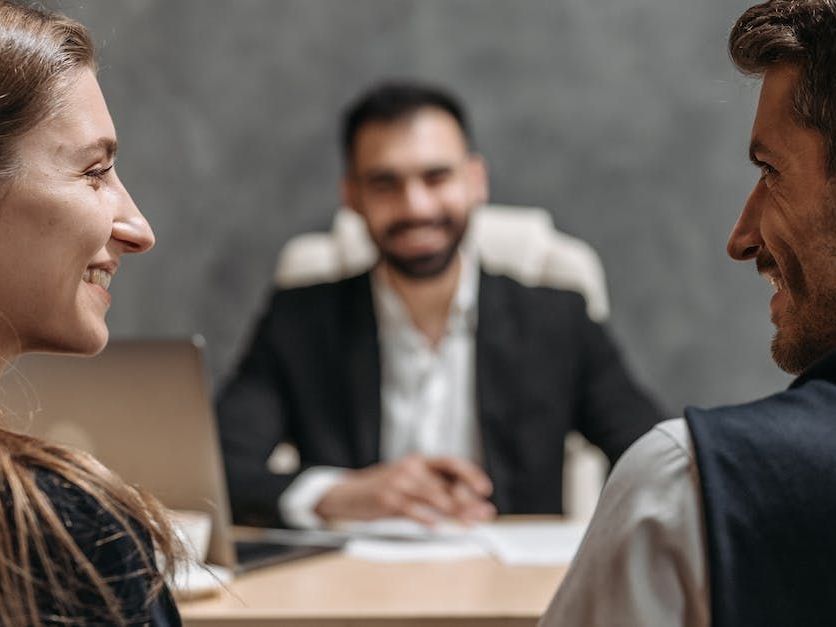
[314,454,496,526]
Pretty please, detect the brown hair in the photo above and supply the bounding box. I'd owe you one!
[0,2,180,624]
[729,0,836,175]
[0,1,96,179]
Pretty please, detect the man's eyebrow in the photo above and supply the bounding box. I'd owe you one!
[360,161,460,179]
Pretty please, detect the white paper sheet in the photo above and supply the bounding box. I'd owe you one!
[345,538,489,562]
[473,520,588,565]
[336,518,588,565]
[334,517,471,540]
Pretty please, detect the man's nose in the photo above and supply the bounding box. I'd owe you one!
[727,182,765,261]
[402,179,437,218]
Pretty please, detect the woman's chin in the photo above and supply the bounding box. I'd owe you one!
[28,325,109,358]
[77,327,110,356]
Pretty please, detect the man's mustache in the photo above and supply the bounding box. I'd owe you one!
[385,217,454,239]
[756,250,779,274]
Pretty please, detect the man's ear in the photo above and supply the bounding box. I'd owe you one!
[341,176,362,215]
[467,154,489,206]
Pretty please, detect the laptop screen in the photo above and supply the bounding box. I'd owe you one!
[4,337,237,568]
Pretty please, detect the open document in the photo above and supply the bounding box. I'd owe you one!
[338,518,588,565]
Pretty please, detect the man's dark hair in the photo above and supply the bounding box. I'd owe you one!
[730,0,836,175]
[340,81,473,168]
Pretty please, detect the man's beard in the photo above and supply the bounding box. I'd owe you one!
[770,273,836,375]
[377,216,468,280]
[764,189,836,375]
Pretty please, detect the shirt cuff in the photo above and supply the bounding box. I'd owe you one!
[278,466,347,529]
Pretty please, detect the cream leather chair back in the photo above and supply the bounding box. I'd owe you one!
[274,204,608,519]
[276,205,609,322]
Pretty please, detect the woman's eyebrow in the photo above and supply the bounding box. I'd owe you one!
[69,137,118,161]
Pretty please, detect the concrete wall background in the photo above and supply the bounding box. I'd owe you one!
[57,0,790,415]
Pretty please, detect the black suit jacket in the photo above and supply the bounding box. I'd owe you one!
[217,271,662,526]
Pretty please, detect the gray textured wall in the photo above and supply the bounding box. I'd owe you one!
[57,0,790,415]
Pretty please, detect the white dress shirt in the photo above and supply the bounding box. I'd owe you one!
[539,418,709,627]
[279,252,481,528]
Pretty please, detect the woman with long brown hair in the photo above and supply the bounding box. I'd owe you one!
[0,1,181,624]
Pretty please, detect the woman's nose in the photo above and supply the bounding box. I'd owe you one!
[111,179,155,253]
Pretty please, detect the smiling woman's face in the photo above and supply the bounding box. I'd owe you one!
[0,68,154,359]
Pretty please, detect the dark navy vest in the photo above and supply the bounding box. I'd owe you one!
[685,350,836,627]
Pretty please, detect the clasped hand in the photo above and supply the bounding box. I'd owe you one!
[314,454,496,526]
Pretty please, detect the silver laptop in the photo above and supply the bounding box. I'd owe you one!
[2,337,336,571]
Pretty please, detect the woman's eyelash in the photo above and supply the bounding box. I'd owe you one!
[85,163,115,179]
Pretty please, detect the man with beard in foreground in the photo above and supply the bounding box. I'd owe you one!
[541,2,836,625]
[217,81,661,529]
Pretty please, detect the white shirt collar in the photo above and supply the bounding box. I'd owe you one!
[371,245,480,344]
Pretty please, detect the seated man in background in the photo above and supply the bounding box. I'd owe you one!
[541,2,836,625]
[217,81,662,528]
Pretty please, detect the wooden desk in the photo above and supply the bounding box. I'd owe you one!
[180,551,567,627]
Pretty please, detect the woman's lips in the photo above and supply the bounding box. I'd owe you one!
[82,267,113,306]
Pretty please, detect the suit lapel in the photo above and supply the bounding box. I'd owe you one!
[344,273,382,467]
[475,271,520,512]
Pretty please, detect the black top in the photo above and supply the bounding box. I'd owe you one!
[218,270,663,526]
[685,350,836,627]
[1,467,181,626]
